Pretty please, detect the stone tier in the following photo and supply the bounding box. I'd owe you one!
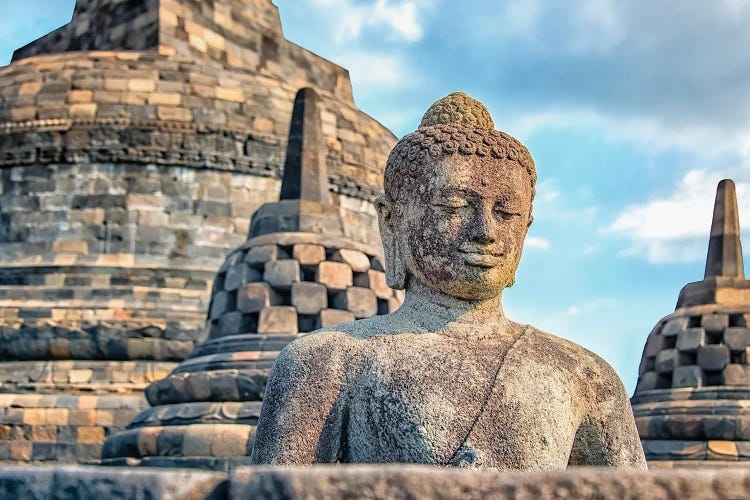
[0,369,172,464]
[1,50,394,203]
[101,232,402,468]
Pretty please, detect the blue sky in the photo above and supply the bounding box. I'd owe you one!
[2,0,750,394]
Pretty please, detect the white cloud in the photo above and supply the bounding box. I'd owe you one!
[607,169,750,264]
[525,236,550,250]
[311,0,425,43]
[330,50,407,89]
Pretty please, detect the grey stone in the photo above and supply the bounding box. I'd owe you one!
[673,365,705,388]
[291,282,327,315]
[332,287,377,318]
[654,349,690,374]
[230,465,750,500]
[258,307,298,334]
[251,93,646,469]
[224,264,262,292]
[237,283,281,314]
[661,317,688,337]
[316,309,355,329]
[697,345,729,371]
[725,327,750,351]
[676,327,705,352]
[701,313,729,333]
[0,466,226,499]
[264,260,301,291]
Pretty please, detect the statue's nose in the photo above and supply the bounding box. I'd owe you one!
[469,205,496,244]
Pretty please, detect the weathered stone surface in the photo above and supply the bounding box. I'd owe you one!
[676,328,705,352]
[332,249,371,272]
[312,309,354,330]
[231,465,750,499]
[224,264,261,292]
[251,93,645,469]
[258,307,298,334]
[332,287,377,318]
[315,261,353,290]
[724,364,750,385]
[0,466,225,499]
[725,327,750,351]
[292,244,326,267]
[673,365,705,388]
[697,345,730,371]
[263,260,302,290]
[291,282,328,315]
[237,283,281,314]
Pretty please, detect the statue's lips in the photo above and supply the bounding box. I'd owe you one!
[460,251,501,268]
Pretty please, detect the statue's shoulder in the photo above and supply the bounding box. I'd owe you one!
[275,315,395,370]
[520,325,624,388]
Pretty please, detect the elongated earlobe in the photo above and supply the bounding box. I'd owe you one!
[375,196,407,290]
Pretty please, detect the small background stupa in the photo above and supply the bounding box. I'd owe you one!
[0,0,395,463]
[101,87,402,470]
[632,179,750,467]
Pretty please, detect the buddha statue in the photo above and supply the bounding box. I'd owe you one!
[250,92,647,470]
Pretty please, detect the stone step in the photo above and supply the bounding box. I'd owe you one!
[0,361,175,392]
[641,439,750,461]
[101,423,256,460]
[188,333,297,358]
[128,402,263,429]
[173,352,278,373]
[145,369,267,406]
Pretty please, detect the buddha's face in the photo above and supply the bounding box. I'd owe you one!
[397,155,532,300]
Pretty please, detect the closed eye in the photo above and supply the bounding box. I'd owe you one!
[494,206,521,219]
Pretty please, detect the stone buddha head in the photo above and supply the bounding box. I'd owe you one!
[376,92,537,301]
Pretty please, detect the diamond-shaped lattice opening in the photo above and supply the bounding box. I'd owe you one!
[705,371,723,386]
[663,335,677,349]
[377,299,389,315]
[298,314,317,332]
[301,266,317,282]
[706,331,723,345]
[277,289,292,307]
[688,315,702,328]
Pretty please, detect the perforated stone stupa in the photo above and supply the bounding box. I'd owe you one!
[0,0,396,463]
[100,87,402,469]
[632,179,750,467]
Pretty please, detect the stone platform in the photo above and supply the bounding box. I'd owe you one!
[3,465,750,499]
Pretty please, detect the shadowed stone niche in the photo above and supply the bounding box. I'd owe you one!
[100,88,402,470]
[0,0,396,464]
[632,179,750,467]
[250,93,646,470]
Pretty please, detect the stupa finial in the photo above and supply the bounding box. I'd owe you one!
[704,179,745,279]
[279,88,330,204]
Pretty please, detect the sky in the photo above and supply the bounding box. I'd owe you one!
[1,0,750,395]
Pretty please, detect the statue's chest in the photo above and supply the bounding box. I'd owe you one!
[344,339,575,466]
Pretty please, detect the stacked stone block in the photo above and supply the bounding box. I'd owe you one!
[101,232,401,469]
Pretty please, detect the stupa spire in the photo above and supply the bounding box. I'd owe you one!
[279,88,330,204]
[704,179,745,279]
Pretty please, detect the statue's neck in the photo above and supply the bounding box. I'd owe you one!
[394,279,508,335]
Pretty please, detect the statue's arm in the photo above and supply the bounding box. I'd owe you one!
[250,337,348,465]
[569,361,647,469]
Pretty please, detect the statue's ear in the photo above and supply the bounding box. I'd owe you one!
[375,196,407,290]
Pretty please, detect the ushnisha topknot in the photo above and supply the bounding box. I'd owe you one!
[383,91,536,204]
[419,92,495,129]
